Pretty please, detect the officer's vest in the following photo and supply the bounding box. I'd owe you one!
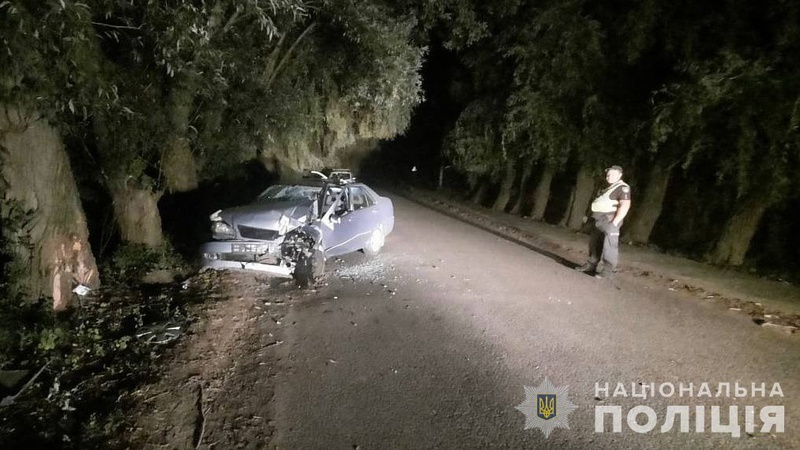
[590,181,629,213]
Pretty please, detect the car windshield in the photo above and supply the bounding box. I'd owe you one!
[256,185,321,203]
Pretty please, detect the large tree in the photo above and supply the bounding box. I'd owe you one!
[0,1,101,308]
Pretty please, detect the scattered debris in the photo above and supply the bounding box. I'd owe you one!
[72,284,92,296]
[761,323,798,334]
[1,361,50,407]
[333,258,388,281]
[136,321,184,345]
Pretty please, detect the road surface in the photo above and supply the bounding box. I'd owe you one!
[260,195,797,448]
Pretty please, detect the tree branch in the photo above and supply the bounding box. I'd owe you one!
[91,22,142,30]
[221,8,243,36]
[265,22,317,89]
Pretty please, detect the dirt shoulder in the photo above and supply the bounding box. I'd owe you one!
[129,271,291,449]
[397,187,800,334]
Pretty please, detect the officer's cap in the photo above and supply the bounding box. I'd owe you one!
[605,165,623,173]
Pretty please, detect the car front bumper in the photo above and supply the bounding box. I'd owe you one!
[199,240,292,277]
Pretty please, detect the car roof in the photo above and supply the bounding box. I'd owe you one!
[280,178,368,189]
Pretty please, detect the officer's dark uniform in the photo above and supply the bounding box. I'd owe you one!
[579,177,631,277]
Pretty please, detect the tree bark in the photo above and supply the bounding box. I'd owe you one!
[530,162,555,221]
[510,160,534,215]
[705,194,767,266]
[109,178,164,248]
[92,111,167,249]
[565,164,596,230]
[163,80,199,192]
[492,159,516,211]
[626,161,674,244]
[0,106,100,310]
[471,178,489,205]
[559,185,576,226]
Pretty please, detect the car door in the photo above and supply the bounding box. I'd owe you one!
[315,185,355,257]
[339,185,380,254]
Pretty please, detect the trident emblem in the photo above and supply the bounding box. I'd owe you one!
[537,394,556,420]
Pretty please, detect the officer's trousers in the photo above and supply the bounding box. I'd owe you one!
[588,213,621,271]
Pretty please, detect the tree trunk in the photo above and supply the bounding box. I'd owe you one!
[92,111,166,249]
[471,178,489,205]
[163,81,199,192]
[466,173,479,194]
[510,160,534,215]
[530,162,555,221]
[565,164,596,230]
[109,177,164,248]
[705,194,767,266]
[626,161,674,244]
[492,159,516,211]
[0,106,100,310]
[559,186,576,226]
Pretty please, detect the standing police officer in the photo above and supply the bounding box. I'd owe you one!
[575,165,631,279]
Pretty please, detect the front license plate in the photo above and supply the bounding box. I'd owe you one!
[232,243,269,254]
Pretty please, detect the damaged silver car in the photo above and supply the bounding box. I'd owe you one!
[199,175,394,286]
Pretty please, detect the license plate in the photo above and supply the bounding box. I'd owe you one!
[232,243,269,253]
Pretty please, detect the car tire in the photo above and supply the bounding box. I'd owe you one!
[362,226,385,256]
[293,247,325,288]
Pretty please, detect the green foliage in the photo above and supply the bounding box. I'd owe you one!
[503,0,608,166]
[0,1,101,120]
[650,49,800,203]
[0,197,137,447]
[235,0,427,172]
[105,242,187,284]
[0,194,33,299]
[444,98,506,175]
[0,201,194,446]
[0,284,186,448]
[441,0,613,175]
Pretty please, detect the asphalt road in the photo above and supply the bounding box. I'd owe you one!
[268,195,799,449]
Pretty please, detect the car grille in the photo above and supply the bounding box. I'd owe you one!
[238,225,279,240]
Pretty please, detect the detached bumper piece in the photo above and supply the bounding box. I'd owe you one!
[200,259,292,277]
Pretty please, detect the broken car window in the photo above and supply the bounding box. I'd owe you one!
[257,185,321,203]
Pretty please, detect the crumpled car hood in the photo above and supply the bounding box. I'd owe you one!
[220,199,313,230]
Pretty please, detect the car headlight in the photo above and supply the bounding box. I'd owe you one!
[211,221,235,239]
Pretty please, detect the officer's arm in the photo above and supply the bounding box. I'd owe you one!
[612,200,631,227]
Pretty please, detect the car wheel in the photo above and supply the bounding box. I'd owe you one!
[293,247,325,288]
[363,226,385,256]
